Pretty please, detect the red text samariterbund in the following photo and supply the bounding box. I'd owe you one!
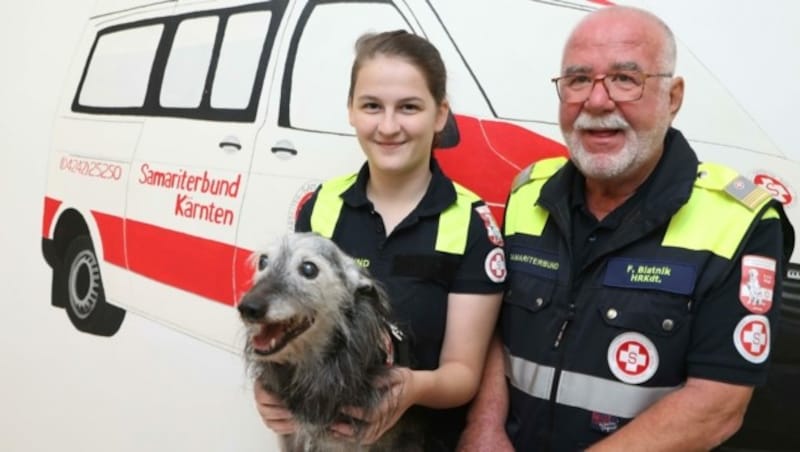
[138,163,241,226]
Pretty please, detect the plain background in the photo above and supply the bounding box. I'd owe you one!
[1,1,797,451]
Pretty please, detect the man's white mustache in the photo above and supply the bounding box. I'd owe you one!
[573,112,630,130]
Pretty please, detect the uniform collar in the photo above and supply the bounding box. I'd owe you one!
[542,127,699,224]
[340,157,457,217]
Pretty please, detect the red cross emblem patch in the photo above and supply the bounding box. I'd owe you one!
[484,247,506,283]
[607,332,659,384]
[733,315,771,364]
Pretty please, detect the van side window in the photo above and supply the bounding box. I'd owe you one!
[279,1,412,134]
[78,25,163,108]
[211,11,273,109]
[73,2,286,122]
[161,17,219,108]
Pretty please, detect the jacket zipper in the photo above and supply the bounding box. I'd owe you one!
[540,199,575,451]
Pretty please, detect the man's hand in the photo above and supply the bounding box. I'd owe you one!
[253,384,297,435]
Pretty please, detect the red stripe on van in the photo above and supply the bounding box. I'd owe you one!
[436,115,567,223]
[91,211,126,268]
[42,197,62,238]
[125,219,237,306]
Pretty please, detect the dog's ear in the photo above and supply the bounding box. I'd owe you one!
[354,271,377,298]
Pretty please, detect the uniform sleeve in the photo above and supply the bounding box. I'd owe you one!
[293,188,320,233]
[686,212,786,385]
[449,201,507,294]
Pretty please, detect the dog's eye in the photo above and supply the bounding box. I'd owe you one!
[298,261,318,279]
[257,254,269,271]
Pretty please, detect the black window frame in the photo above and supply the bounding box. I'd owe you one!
[72,0,288,123]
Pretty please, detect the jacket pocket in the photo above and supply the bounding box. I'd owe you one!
[504,271,557,314]
[596,289,691,337]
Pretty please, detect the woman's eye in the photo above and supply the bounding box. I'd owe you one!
[362,102,381,111]
[257,254,269,271]
[299,261,319,279]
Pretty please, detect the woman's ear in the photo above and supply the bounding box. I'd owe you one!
[435,100,450,133]
[347,100,356,127]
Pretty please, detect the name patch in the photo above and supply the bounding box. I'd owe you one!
[604,258,696,295]
[507,247,559,280]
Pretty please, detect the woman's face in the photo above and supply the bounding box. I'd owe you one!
[348,55,448,177]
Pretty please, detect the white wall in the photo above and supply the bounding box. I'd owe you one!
[634,0,799,158]
[0,1,797,451]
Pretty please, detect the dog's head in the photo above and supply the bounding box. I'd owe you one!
[238,232,385,365]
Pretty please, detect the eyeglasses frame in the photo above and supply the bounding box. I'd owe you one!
[550,71,674,103]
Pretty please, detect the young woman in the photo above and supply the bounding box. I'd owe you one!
[254,30,505,450]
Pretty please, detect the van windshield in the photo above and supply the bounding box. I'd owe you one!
[430,0,592,122]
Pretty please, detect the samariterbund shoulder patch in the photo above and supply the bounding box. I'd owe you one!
[739,255,777,314]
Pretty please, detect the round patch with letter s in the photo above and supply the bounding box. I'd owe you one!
[733,315,770,364]
[607,332,659,384]
[484,247,506,283]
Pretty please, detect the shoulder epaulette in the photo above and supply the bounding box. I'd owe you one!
[695,162,772,211]
[511,164,534,192]
[511,157,568,192]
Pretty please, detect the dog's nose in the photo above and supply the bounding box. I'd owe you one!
[238,296,266,321]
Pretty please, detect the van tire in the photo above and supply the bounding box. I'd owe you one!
[61,235,125,336]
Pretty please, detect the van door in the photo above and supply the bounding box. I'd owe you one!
[124,1,287,349]
[235,0,417,296]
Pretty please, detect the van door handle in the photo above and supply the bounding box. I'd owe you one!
[271,139,298,157]
[219,136,242,151]
[271,146,298,156]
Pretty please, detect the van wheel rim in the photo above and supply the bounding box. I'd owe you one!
[68,250,100,319]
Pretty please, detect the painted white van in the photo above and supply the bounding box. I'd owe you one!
[41,0,800,344]
[42,0,799,358]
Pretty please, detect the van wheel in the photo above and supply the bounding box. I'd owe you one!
[61,235,125,336]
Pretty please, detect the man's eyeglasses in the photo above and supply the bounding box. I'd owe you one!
[551,71,673,103]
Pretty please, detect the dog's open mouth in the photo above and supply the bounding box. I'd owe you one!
[251,316,314,356]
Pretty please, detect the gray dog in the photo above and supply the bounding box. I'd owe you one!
[238,232,421,452]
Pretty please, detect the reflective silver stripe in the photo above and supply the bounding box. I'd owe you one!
[505,351,682,418]
[505,349,553,399]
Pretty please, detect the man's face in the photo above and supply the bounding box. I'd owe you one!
[558,12,679,182]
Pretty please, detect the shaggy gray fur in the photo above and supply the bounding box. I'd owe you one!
[238,232,422,452]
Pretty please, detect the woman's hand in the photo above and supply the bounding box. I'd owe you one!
[253,384,297,435]
[330,367,416,444]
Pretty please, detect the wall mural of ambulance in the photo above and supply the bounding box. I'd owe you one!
[41,0,799,351]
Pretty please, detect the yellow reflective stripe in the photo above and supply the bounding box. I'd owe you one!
[662,188,768,259]
[505,178,549,237]
[311,176,477,255]
[762,207,780,220]
[435,182,479,254]
[309,174,357,238]
[505,157,564,236]
[530,157,568,179]
[694,162,737,191]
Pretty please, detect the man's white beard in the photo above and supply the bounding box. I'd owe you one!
[566,111,664,181]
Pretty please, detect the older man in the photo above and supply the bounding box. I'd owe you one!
[459,6,794,452]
